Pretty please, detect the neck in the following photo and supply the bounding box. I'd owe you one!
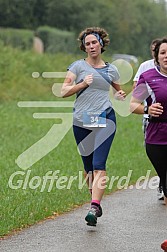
[86,57,105,68]
[160,68,167,76]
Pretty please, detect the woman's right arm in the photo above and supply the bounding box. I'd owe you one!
[61,71,92,97]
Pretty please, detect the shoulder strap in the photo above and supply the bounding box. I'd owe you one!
[76,79,88,98]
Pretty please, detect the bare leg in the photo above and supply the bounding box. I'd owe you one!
[92,170,106,202]
[164,196,167,206]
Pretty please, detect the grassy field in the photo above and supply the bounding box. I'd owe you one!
[0,46,155,237]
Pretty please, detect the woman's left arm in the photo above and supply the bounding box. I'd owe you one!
[112,82,126,100]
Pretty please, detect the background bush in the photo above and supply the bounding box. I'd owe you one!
[36,26,77,54]
[0,27,34,50]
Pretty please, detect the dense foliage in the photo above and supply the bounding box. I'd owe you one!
[0,27,34,49]
[36,26,77,53]
[0,0,167,58]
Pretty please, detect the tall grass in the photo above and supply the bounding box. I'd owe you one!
[0,45,154,237]
[0,44,80,102]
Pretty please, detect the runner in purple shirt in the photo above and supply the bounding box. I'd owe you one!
[130,37,167,206]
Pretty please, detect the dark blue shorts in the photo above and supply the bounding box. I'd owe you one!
[73,108,116,173]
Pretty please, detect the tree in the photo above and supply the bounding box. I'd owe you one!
[0,0,167,59]
[46,0,108,33]
[0,0,48,29]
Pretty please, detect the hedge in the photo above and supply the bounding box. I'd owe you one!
[0,27,34,50]
[36,26,77,54]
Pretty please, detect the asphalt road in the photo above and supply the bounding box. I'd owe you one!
[0,185,167,252]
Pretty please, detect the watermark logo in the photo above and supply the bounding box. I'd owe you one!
[8,169,160,192]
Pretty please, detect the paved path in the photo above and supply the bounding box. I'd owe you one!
[0,186,167,252]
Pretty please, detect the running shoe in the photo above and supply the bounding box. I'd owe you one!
[157,185,164,200]
[95,204,102,217]
[85,205,102,226]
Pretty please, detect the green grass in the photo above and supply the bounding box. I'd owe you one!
[0,45,155,237]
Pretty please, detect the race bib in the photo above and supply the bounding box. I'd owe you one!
[83,111,106,127]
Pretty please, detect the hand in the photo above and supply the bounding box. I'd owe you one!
[114,90,126,100]
[148,103,163,117]
[83,74,93,86]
